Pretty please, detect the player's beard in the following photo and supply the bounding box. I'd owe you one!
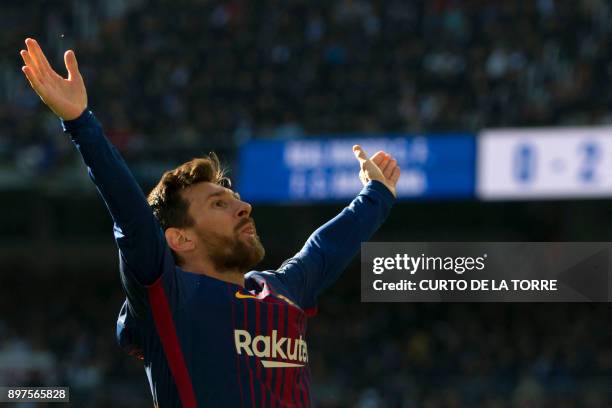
[196,220,265,273]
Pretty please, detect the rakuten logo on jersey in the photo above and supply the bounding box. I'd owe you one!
[234,329,309,368]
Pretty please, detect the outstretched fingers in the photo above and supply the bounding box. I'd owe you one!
[20,49,47,96]
[25,38,56,78]
[20,50,39,75]
[21,65,46,97]
[23,42,42,73]
[19,50,36,69]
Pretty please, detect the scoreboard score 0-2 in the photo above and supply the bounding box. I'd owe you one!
[477,127,612,200]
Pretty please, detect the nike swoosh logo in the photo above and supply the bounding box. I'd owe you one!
[235,291,258,299]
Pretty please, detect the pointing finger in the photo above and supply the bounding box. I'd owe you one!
[353,145,369,163]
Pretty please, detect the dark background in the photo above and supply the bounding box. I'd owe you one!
[2,1,612,407]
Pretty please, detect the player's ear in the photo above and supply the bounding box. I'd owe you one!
[165,227,196,254]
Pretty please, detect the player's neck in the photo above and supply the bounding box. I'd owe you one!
[180,258,245,287]
[204,268,245,287]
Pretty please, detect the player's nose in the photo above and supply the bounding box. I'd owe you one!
[236,200,252,219]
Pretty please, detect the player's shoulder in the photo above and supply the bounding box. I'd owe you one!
[244,269,279,283]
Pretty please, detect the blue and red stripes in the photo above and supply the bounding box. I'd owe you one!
[227,283,246,408]
[147,278,197,408]
[244,299,257,407]
[147,277,312,408]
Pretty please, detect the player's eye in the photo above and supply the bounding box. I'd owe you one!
[213,200,227,208]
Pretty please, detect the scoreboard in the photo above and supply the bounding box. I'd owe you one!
[237,135,475,203]
[477,127,612,200]
[236,127,612,202]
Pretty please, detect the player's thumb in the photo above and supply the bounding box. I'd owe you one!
[64,50,80,80]
[353,145,369,165]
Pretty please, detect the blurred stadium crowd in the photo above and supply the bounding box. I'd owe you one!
[2,0,612,407]
[2,0,612,172]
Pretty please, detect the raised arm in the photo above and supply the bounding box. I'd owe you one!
[19,38,167,288]
[275,146,400,308]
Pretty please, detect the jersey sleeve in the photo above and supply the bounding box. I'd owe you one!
[275,180,395,309]
[62,109,172,317]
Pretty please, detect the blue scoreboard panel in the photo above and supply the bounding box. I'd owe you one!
[237,135,476,203]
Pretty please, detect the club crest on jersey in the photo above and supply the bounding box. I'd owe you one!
[234,329,308,368]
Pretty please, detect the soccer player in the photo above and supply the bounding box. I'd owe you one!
[20,38,400,407]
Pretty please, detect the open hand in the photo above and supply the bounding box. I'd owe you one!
[19,38,87,120]
[353,145,401,198]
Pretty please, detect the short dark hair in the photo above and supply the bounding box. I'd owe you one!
[147,154,229,231]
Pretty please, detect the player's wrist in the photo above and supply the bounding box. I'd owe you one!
[61,106,87,121]
[61,107,94,132]
[366,179,397,200]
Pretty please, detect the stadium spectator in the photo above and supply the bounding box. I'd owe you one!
[2,1,612,170]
